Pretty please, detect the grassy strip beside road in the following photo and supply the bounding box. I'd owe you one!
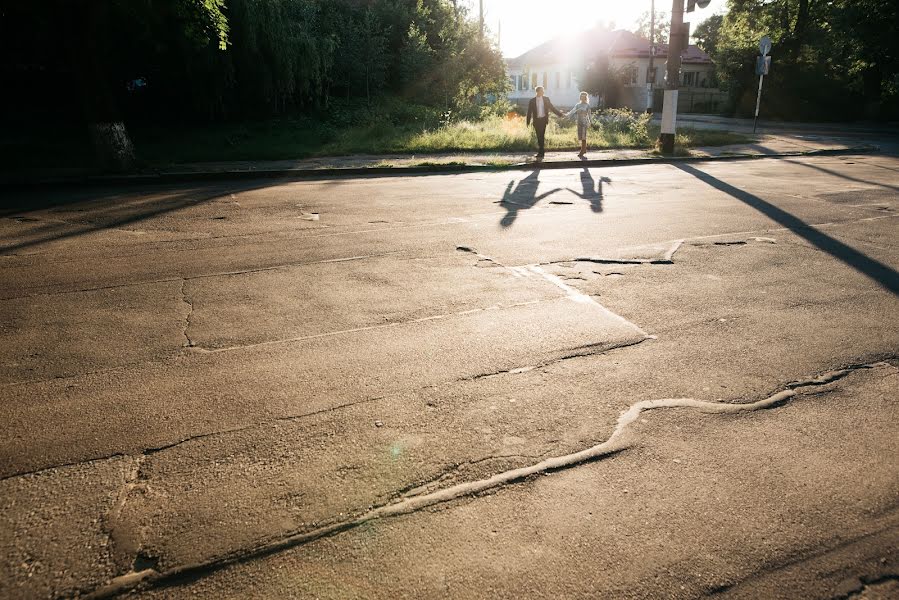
[135,114,751,165]
[1,109,752,173]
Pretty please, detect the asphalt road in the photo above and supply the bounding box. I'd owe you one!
[1,153,898,599]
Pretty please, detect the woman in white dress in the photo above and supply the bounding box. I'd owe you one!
[565,91,592,157]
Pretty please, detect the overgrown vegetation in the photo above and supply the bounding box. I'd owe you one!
[129,108,749,165]
[1,0,508,168]
[704,0,899,120]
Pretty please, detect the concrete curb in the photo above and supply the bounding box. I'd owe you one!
[0,145,879,190]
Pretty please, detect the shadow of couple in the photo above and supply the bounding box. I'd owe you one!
[499,167,610,228]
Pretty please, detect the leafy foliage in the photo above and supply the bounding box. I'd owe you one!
[580,58,629,108]
[4,0,507,126]
[711,0,899,119]
[635,11,671,47]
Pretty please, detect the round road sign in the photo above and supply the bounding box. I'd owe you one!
[759,36,772,55]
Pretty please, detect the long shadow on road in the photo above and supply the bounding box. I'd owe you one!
[674,163,899,296]
[780,157,899,193]
[498,169,563,228]
[565,166,609,213]
[0,179,278,255]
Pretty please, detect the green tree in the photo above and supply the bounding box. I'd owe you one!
[635,11,670,46]
[710,0,899,119]
[693,14,723,56]
[581,57,628,108]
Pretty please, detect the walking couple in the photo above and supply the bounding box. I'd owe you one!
[526,87,592,159]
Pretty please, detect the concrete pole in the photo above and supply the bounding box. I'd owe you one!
[659,0,684,154]
[647,0,655,113]
[480,0,484,39]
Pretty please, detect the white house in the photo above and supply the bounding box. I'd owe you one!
[506,27,720,112]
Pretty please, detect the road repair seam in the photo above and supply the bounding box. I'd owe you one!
[79,359,895,599]
[539,240,685,266]
[455,245,653,339]
[194,298,547,354]
[7,212,895,301]
[525,264,653,338]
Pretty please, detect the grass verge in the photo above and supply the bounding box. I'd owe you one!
[1,114,754,171]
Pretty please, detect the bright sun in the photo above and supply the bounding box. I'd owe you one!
[474,0,726,58]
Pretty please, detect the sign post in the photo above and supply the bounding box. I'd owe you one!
[753,36,772,133]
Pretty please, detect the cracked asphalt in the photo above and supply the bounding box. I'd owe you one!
[1,153,898,599]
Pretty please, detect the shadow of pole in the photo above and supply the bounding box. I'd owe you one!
[674,163,899,296]
[780,158,899,192]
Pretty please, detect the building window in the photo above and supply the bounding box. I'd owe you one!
[542,72,547,88]
[683,71,698,86]
[567,71,572,88]
[532,73,538,89]
[624,66,638,86]
[555,72,560,89]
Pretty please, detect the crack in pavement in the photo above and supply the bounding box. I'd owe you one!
[0,334,651,483]
[190,298,547,354]
[548,239,685,266]
[1,252,406,300]
[525,264,653,339]
[178,279,195,348]
[456,247,653,338]
[465,336,652,382]
[77,359,898,599]
[837,574,899,599]
[7,212,895,300]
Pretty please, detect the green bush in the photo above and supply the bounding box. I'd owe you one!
[593,109,651,143]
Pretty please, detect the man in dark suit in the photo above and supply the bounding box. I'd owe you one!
[526,85,564,158]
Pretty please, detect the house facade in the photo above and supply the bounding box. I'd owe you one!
[506,28,722,112]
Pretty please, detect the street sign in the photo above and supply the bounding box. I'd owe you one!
[753,40,772,133]
[674,22,690,52]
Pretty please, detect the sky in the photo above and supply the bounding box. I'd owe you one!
[466,0,729,58]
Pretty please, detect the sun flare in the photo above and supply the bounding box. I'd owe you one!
[475,0,727,57]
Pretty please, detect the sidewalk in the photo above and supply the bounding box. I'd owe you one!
[1,133,879,188]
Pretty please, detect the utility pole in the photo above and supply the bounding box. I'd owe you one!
[659,0,685,154]
[647,0,655,113]
[480,0,484,39]
[660,0,710,153]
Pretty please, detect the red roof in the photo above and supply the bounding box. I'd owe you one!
[506,27,712,67]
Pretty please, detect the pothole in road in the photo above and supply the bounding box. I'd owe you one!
[133,552,160,572]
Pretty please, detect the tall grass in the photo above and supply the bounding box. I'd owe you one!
[398,114,660,154]
[131,110,753,165]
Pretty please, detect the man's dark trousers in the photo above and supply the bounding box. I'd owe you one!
[527,95,561,157]
[533,116,548,155]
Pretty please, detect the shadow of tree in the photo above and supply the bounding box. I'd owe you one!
[0,179,282,254]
